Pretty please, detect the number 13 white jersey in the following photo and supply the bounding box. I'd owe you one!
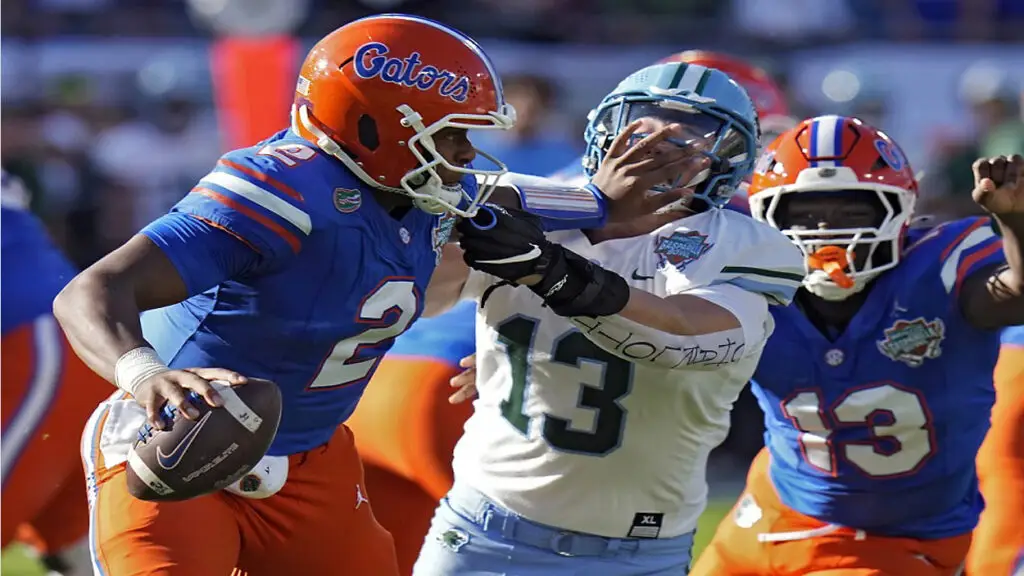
[451,208,804,538]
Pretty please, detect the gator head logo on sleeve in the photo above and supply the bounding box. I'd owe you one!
[654,231,714,272]
[876,317,945,368]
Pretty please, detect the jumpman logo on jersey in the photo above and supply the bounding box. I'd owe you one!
[354,483,370,509]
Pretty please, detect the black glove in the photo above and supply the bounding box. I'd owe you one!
[457,204,630,317]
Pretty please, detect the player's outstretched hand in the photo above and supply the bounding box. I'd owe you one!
[972,154,1024,216]
[448,353,478,404]
[134,368,248,430]
[589,119,711,226]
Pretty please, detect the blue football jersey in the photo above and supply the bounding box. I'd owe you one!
[752,217,1005,538]
[1,196,79,335]
[139,129,461,455]
[387,299,476,367]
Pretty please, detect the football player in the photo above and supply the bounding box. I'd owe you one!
[54,14,703,576]
[967,324,1024,576]
[0,170,112,576]
[690,118,1024,576]
[412,61,805,575]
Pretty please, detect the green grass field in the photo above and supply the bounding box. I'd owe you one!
[0,500,734,574]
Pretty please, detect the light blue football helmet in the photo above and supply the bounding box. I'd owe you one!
[583,62,760,209]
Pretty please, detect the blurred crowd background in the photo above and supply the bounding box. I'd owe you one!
[3,0,1024,482]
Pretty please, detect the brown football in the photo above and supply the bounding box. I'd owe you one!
[126,378,282,501]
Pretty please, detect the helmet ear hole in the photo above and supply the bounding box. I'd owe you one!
[358,115,379,151]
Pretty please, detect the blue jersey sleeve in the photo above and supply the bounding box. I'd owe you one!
[933,216,1005,296]
[141,212,262,296]
[173,152,313,263]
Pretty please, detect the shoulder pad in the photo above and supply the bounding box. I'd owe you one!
[904,216,1004,296]
[657,210,804,305]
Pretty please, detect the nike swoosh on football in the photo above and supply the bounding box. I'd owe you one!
[156,411,213,470]
[632,269,654,281]
[477,244,542,265]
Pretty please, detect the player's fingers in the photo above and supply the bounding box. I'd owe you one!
[973,157,992,184]
[448,382,477,404]
[652,154,711,189]
[186,367,248,387]
[605,120,643,159]
[458,353,476,368]
[1006,154,1023,186]
[620,124,680,164]
[145,401,168,430]
[989,156,1009,186]
[162,380,201,420]
[177,373,224,409]
[449,367,476,387]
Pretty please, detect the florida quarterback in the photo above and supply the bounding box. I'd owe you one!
[690,118,1024,576]
[413,61,805,575]
[55,14,695,575]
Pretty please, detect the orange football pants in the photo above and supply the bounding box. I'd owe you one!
[83,414,398,576]
[2,315,112,553]
[347,356,472,576]
[691,449,971,576]
[967,343,1024,576]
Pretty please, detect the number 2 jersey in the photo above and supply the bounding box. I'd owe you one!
[453,207,804,539]
[752,217,1005,538]
[103,129,459,459]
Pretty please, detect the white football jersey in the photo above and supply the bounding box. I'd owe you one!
[451,207,803,538]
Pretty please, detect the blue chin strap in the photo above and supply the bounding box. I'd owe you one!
[582,94,758,209]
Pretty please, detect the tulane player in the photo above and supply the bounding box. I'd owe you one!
[1,171,111,576]
[414,62,804,575]
[691,118,1024,576]
[53,15,688,576]
[969,325,1024,576]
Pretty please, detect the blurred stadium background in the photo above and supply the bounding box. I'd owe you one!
[3,0,1024,573]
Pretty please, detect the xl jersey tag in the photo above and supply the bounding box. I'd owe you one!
[627,512,664,539]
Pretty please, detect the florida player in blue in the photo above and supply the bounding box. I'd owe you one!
[690,117,1024,576]
[1,170,113,576]
[53,14,703,576]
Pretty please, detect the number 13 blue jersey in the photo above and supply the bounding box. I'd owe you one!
[752,217,1005,538]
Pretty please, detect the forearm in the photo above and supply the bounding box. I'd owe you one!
[567,287,749,371]
[53,272,149,384]
[994,213,1024,295]
[487,178,607,231]
[615,287,741,336]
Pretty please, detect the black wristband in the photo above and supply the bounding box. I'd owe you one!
[530,246,630,317]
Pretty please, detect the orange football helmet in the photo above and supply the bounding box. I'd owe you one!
[659,50,795,143]
[747,115,919,300]
[291,14,515,216]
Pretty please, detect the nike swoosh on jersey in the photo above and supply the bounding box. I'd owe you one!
[156,410,213,470]
[477,244,542,265]
[631,269,654,281]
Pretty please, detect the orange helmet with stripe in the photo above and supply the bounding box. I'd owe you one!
[747,115,919,300]
[291,14,515,216]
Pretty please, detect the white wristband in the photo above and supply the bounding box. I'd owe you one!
[114,346,170,396]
